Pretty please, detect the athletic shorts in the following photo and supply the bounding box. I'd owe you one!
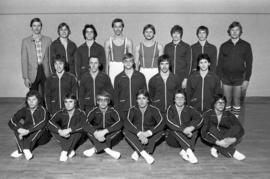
[109,61,123,87]
[221,74,244,86]
[140,67,158,85]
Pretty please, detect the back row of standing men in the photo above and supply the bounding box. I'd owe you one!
[21,17,253,118]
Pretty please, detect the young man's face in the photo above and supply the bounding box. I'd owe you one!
[174,93,185,107]
[64,98,76,111]
[123,57,134,70]
[144,28,155,40]
[97,96,109,110]
[198,59,210,71]
[214,99,225,112]
[54,60,65,73]
[59,26,69,38]
[27,95,39,109]
[113,22,124,36]
[172,31,181,42]
[160,60,170,73]
[31,21,42,35]
[89,57,99,73]
[230,26,241,39]
[197,30,207,41]
[137,94,149,108]
[85,27,95,41]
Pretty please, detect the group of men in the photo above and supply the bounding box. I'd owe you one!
[11,17,252,164]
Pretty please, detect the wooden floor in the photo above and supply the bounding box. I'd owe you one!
[0,98,270,179]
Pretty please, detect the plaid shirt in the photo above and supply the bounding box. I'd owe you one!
[34,39,43,64]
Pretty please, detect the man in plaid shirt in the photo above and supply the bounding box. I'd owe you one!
[21,17,52,100]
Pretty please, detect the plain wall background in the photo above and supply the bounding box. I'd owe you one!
[0,0,269,97]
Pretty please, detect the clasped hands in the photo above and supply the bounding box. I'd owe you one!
[215,137,237,148]
[94,129,109,142]
[17,128,30,139]
[137,131,152,145]
[58,128,72,138]
[183,126,195,138]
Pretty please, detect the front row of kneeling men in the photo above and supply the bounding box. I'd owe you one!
[9,89,246,165]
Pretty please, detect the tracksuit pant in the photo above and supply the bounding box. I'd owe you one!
[53,133,82,152]
[208,126,242,157]
[14,128,51,153]
[123,130,164,154]
[30,65,46,99]
[166,130,198,150]
[86,130,123,153]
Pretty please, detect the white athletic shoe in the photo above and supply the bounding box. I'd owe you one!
[179,149,189,161]
[68,150,76,158]
[131,151,139,161]
[10,150,23,158]
[59,151,68,162]
[104,148,121,159]
[233,150,246,161]
[186,148,198,164]
[140,150,155,165]
[23,149,33,160]
[210,147,219,158]
[83,148,96,157]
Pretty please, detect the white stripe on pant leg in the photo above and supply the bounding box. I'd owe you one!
[174,131,190,148]
[110,130,121,139]
[15,137,22,152]
[208,132,219,140]
[31,130,42,142]
[154,132,165,143]
[123,132,140,152]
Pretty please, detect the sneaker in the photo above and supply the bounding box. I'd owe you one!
[131,151,139,161]
[23,149,33,160]
[10,150,23,158]
[68,150,76,158]
[104,148,121,159]
[186,148,198,164]
[233,150,246,161]
[140,150,155,165]
[210,147,219,158]
[59,151,68,162]
[83,148,96,157]
[179,149,189,161]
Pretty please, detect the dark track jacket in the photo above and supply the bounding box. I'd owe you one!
[50,38,77,75]
[164,41,192,82]
[186,71,222,113]
[9,105,49,133]
[217,39,253,81]
[45,72,78,115]
[191,41,217,72]
[83,107,122,134]
[114,71,147,112]
[48,108,85,134]
[76,42,106,80]
[149,73,181,113]
[79,72,113,112]
[125,105,163,135]
[166,105,203,132]
[201,109,244,144]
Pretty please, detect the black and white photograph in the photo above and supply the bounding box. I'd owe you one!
[0,0,269,178]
